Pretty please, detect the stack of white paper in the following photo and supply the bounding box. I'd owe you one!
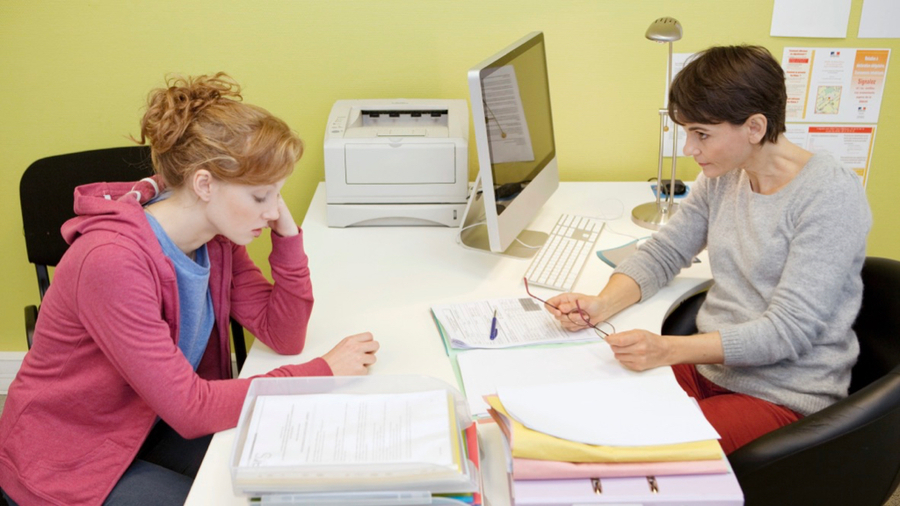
[498,376,720,447]
[240,391,456,471]
[455,343,673,417]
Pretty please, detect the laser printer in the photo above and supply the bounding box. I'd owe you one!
[324,99,468,227]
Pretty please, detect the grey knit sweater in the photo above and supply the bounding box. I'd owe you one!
[615,153,871,415]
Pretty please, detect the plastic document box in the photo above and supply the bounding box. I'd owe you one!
[230,376,482,505]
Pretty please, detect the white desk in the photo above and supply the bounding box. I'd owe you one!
[186,182,734,505]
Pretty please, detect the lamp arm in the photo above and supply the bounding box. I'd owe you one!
[655,109,667,207]
[663,40,678,211]
[664,41,673,108]
[667,123,678,211]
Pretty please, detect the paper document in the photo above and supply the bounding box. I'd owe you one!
[239,390,456,469]
[770,0,851,38]
[498,376,720,447]
[859,0,900,38]
[455,343,673,417]
[432,298,601,350]
[481,65,535,164]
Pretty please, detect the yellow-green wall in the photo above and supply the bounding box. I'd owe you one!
[2,1,898,351]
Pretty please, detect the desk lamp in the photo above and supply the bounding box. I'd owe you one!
[632,17,683,230]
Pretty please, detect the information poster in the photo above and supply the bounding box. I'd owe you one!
[786,124,876,186]
[782,47,890,123]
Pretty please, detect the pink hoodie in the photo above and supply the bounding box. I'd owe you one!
[0,179,331,505]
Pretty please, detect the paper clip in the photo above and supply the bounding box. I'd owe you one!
[647,476,659,493]
[591,477,602,495]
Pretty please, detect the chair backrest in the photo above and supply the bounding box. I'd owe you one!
[20,146,247,371]
[850,256,900,393]
[21,147,154,308]
[20,146,154,275]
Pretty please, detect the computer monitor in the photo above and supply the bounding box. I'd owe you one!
[459,31,559,258]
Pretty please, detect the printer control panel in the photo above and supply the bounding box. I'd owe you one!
[329,114,347,136]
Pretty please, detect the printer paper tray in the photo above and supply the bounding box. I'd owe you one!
[326,203,466,227]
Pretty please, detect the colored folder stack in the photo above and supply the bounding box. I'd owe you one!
[485,394,728,481]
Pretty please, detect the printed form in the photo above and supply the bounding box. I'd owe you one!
[432,298,602,349]
[238,390,455,469]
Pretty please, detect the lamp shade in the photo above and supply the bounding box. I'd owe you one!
[645,17,683,42]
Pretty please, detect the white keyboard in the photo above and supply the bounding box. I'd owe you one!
[524,214,606,292]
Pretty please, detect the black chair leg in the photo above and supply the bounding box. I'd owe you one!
[24,305,38,350]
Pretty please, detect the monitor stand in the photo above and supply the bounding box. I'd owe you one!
[458,176,548,258]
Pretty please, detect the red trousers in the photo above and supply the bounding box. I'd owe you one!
[672,364,803,455]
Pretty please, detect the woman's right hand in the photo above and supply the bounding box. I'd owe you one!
[545,274,642,332]
[321,332,379,375]
[544,293,606,331]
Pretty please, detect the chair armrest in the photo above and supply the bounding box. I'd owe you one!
[729,367,900,506]
[661,291,706,336]
[24,305,38,350]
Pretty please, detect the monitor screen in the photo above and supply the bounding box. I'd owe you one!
[461,32,559,256]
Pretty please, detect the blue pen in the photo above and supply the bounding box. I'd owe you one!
[489,309,499,340]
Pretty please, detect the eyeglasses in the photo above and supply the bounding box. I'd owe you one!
[523,277,615,339]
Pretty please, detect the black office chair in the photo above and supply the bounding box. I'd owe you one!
[661,256,900,506]
[19,146,247,373]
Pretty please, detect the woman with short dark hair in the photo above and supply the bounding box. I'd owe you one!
[545,46,871,454]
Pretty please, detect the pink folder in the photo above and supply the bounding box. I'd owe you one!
[513,457,729,480]
[513,472,743,505]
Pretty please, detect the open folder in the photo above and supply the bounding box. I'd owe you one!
[230,376,482,505]
[431,298,601,350]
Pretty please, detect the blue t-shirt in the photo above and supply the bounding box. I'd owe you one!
[145,212,215,370]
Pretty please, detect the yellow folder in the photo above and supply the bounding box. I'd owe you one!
[485,395,722,463]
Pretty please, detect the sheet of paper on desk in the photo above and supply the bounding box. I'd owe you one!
[431,298,601,349]
[498,376,720,446]
[238,390,455,470]
[455,343,674,417]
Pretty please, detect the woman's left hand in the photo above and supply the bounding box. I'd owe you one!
[605,329,673,371]
[269,194,299,237]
